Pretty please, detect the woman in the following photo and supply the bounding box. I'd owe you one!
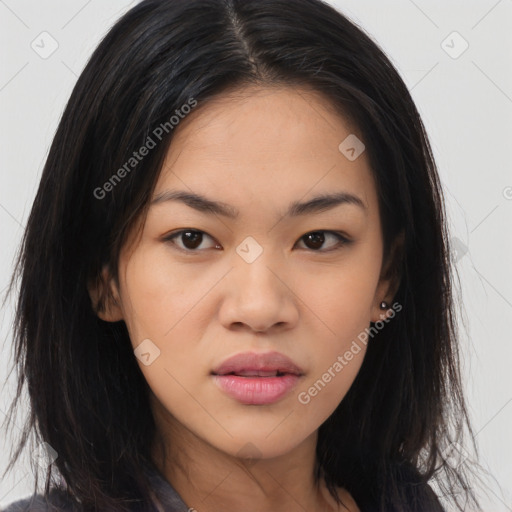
[1,0,481,510]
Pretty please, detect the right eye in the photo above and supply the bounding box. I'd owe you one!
[163,229,222,252]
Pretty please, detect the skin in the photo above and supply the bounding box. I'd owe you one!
[90,85,401,511]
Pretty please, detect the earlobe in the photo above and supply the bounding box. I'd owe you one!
[373,300,392,322]
[371,230,404,322]
[87,265,124,322]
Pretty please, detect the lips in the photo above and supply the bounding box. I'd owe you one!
[211,351,304,405]
[211,351,304,377]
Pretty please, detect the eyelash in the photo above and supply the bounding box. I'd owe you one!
[162,229,352,254]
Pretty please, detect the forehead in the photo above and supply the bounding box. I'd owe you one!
[154,85,377,217]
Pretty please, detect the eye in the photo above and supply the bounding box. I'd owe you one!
[163,229,221,251]
[295,231,351,252]
[163,229,351,253]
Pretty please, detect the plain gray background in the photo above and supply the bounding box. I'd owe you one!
[0,0,511,510]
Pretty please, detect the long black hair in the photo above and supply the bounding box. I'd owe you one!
[2,0,481,510]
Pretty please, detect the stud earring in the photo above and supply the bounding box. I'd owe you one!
[379,301,388,310]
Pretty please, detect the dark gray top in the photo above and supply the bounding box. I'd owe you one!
[1,462,190,512]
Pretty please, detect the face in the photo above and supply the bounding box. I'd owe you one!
[93,85,397,461]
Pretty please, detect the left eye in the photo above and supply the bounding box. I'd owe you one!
[295,231,350,251]
[163,229,350,252]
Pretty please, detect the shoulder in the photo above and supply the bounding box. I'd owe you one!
[1,488,79,512]
[319,480,360,512]
[336,487,360,512]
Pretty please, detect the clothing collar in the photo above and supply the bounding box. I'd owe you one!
[142,460,191,512]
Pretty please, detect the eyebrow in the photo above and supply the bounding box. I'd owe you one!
[150,189,366,219]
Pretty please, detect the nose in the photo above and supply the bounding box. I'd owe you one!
[218,255,299,334]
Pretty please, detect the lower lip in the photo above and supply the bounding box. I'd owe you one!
[212,374,301,405]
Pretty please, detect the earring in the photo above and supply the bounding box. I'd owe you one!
[379,301,388,310]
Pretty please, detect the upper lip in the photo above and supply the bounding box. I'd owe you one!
[211,351,304,376]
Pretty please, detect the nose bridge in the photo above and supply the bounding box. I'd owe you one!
[219,240,298,332]
[233,242,284,303]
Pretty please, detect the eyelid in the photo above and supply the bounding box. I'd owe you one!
[163,229,352,253]
[293,231,352,252]
[163,229,221,252]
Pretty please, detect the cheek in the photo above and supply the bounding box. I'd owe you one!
[119,247,207,345]
[295,345,365,425]
[298,254,381,342]
[293,271,373,422]
[119,248,215,426]
[293,250,380,405]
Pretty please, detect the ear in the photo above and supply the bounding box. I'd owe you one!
[87,264,124,322]
[371,230,404,322]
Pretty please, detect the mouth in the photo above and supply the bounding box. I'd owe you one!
[212,370,298,377]
[211,350,304,376]
[211,373,302,405]
[211,351,304,405]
